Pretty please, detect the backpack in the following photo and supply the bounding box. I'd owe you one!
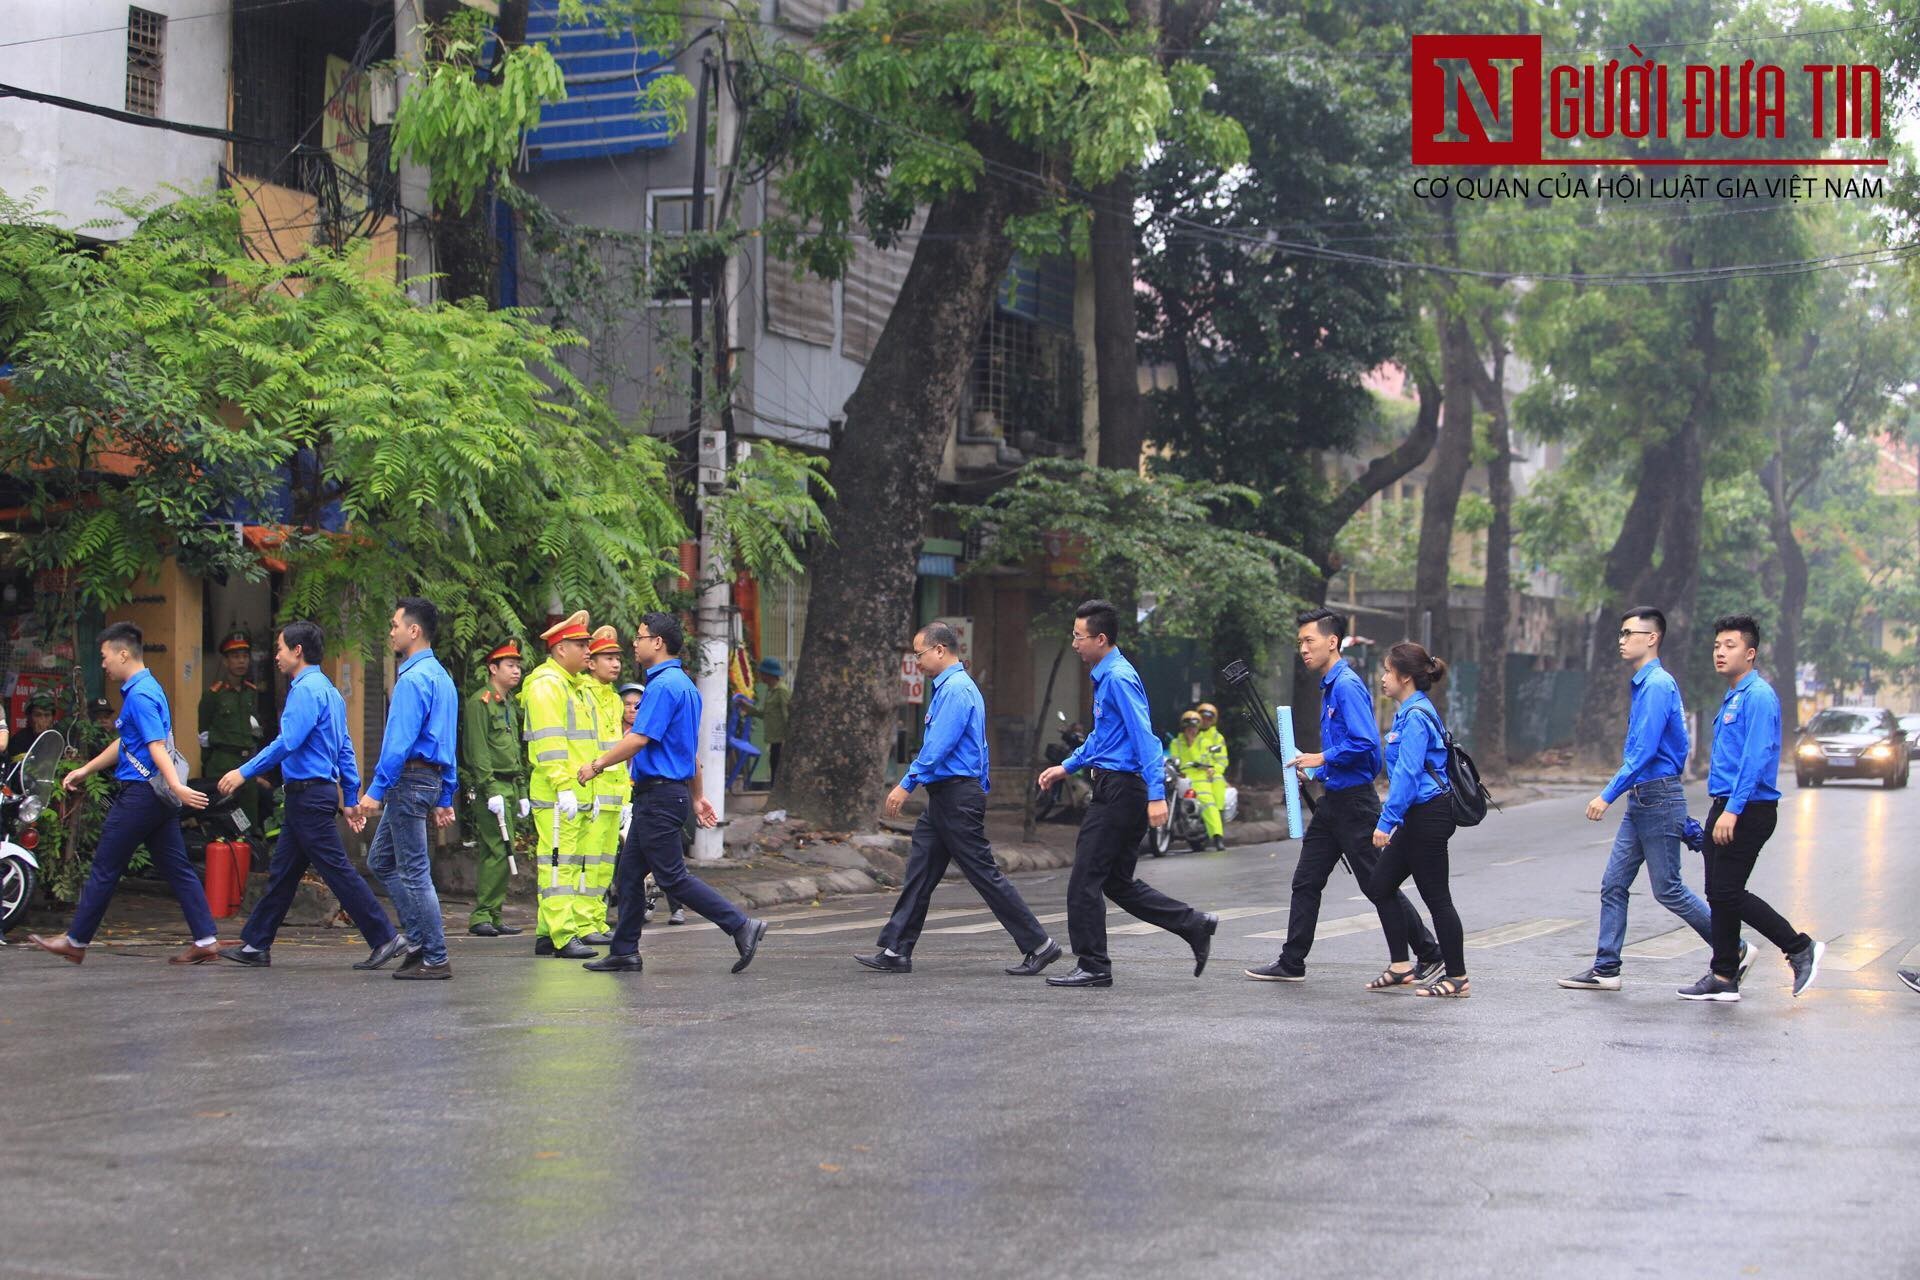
[1408,706,1496,828]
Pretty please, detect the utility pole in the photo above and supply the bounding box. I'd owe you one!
[688,50,728,861]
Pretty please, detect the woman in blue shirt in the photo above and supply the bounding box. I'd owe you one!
[1368,642,1470,998]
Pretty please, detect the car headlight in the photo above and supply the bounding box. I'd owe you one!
[17,795,41,826]
[1867,743,1893,760]
[1796,743,1821,758]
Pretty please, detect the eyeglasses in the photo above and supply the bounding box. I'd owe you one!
[634,632,656,644]
[911,645,941,658]
[1618,628,1656,640]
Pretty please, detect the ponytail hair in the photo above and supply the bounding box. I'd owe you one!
[1386,641,1448,693]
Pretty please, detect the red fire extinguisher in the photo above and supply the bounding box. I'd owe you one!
[229,839,252,911]
[205,838,234,920]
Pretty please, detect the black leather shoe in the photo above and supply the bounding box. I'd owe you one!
[494,922,524,936]
[580,932,614,945]
[855,951,911,974]
[583,952,644,973]
[1005,939,1063,976]
[1046,966,1112,988]
[394,961,451,980]
[1245,959,1306,982]
[395,947,426,974]
[354,934,412,971]
[469,922,501,937]
[218,945,270,968]
[533,936,555,956]
[731,918,768,973]
[1188,912,1218,977]
[554,939,597,960]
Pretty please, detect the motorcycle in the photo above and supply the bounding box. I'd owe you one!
[1142,748,1211,858]
[1034,711,1091,822]
[2,730,66,938]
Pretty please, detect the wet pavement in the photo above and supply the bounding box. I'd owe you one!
[4,781,1918,1278]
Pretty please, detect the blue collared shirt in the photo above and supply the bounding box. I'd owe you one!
[902,663,990,792]
[113,668,172,783]
[366,648,458,807]
[1061,649,1165,801]
[1318,661,1383,791]
[1601,658,1689,803]
[628,658,699,781]
[1708,671,1782,814]
[239,666,362,806]
[1379,691,1450,832]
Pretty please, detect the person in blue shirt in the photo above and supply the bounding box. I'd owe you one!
[1367,641,1471,997]
[1561,606,1726,992]
[855,622,1059,976]
[578,610,767,974]
[1246,608,1443,985]
[1678,615,1822,1002]
[1035,599,1217,988]
[347,599,459,979]
[213,621,405,971]
[29,621,220,966]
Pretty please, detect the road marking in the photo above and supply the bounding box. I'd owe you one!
[1622,927,1708,959]
[1820,930,1904,972]
[1249,912,1374,941]
[926,911,1070,935]
[1109,905,1284,936]
[1491,856,1537,867]
[1464,918,1583,949]
[765,907,871,925]
[778,909,982,936]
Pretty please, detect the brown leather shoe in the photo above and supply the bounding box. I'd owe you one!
[168,941,220,965]
[27,933,86,964]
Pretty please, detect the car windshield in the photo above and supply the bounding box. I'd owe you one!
[1806,710,1880,735]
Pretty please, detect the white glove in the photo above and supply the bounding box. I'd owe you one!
[556,789,580,819]
[618,803,632,839]
[198,730,210,749]
[518,797,531,819]
[486,794,505,817]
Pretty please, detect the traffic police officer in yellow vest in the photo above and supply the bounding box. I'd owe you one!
[461,639,528,937]
[578,625,628,944]
[198,631,270,833]
[1168,711,1226,850]
[1195,703,1231,850]
[521,611,602,959]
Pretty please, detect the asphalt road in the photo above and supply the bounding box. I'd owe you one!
[4,781,1917,1279]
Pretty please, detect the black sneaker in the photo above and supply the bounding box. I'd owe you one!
[1557,967,1621,991]
[1678,972,1740,1002]
[1737,938,1756,980]
[1415,958,1445,984]
[1245,959,1305,982]
[1789,939,1825,997]
[1898,968,1920,995]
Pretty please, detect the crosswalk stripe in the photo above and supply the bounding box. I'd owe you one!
[1465,918,1583,949]
[1491,856,1537,867]
[777,908,983,936]
[764,906,871,924]
[1622,927,1707,959]
[1248,912,1374,941]
[1109,905,1283,936]
[1820,930,1904,973]
[926,911,1070,935]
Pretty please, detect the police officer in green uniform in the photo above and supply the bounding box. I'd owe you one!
[60,696,117,760]
[8,691,59,769]
[198,631,271,833]
[461,639,529,936]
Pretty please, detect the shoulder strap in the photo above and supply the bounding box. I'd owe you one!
[1406,705,1451,790]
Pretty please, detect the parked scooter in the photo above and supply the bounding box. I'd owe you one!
[1034,711,1091,822]
[1142,747,1210,857]
[1,730,66,938]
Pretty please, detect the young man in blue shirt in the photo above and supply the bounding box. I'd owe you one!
[1678,616,1823,1002]
[577,611,767,974]
[1246,608,1444,984]
[30,621,220,966]
[856,622,1059,976]
[1560,606,1743,991]
[214,621,407,971]
[348,598,460,980]
[1036,599,1217,988]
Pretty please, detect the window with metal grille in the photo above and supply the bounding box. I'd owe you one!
[125,7,165,118]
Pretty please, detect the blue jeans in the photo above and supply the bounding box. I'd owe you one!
[1593,775,1710,973]
[67,784,217,945]
[242,784,396,952]
[365,770,447,965]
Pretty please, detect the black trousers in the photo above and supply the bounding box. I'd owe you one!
[1067,771,1205,974]
[1280,784,1440,969]
[876,777,1048,957]
[1703,798,1810,979]
[1370,795,1466,977]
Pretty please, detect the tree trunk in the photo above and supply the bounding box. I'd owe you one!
[1411,309,1476,688]
[1092,171,1147,471]
[1762,450,1808,737]
[1467,323,1512,779]
[772,137,1039,830]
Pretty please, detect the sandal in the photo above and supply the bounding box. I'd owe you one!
[1415,975,1470,998]
[1367,965,1419,991]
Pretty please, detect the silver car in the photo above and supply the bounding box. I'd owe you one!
[1793,706,1911,789]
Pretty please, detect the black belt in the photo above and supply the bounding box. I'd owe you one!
[284,778,334,794]
[402,759,439,775]
[1087,767,1142,785]
[631,776,686,794]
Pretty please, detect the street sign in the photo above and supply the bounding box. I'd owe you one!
[900,653,924,704]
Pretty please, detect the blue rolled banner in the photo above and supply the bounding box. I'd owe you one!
[1277,705,1304,841]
